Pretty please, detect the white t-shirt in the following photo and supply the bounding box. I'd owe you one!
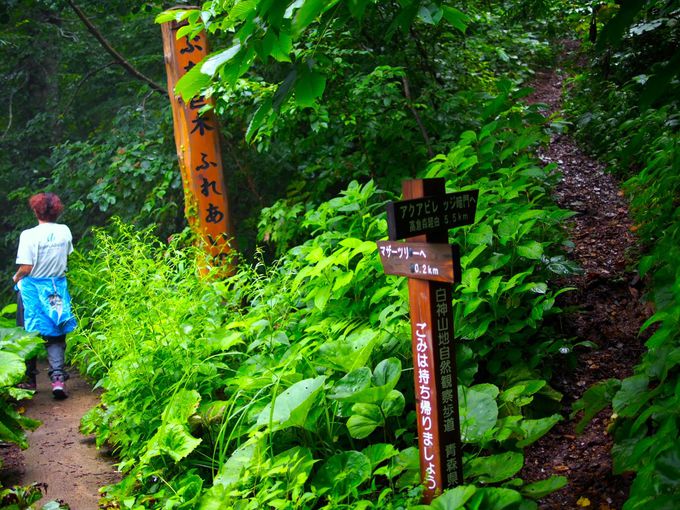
[16,223,73,278]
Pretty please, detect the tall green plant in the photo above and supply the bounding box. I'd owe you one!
[0,308,41,452]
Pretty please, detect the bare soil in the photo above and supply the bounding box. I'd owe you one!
[1,361,120,510]
[520,46,649,509]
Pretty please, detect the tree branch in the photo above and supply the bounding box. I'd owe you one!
[60,61,119,118]
[402,75,434,159]
[1,74,28,141]
[1,88,16,141]
[65,0,167,96]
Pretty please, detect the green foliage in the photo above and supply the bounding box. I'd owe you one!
[0,482,71,510]
[67,83,575,506]
[0,0,176,297]
[0,308,57,510]
[45,100,183,243]
[0,319,41,452]
[424,85,579,378]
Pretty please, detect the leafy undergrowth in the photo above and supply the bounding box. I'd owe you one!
[69,94,580,509]
[0,317,40,452]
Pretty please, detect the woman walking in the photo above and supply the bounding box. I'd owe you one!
[13,192,77,399]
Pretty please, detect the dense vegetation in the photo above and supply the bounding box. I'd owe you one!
[1,0,677,508]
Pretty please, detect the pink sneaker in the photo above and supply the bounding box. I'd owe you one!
[51,379,68,399]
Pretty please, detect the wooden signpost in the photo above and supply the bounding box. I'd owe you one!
[160,11,235,272]
[377,178,478,503]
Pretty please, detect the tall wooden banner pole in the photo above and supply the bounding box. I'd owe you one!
[378,178,479,503]
[403,179,463,502]
[160,9,235,273]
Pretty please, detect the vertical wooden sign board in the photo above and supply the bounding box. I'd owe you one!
[378,178,479,503]
[160,11,235,272]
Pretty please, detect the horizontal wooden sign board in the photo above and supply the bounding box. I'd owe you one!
[377,241,460,283]
[386,189,479,241]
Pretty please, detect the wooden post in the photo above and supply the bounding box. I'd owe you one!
[160,10,235,272]
[378,178,479,502]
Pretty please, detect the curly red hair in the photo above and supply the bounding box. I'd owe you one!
[29,193,64,222]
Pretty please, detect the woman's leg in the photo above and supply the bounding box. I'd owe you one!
[44,334,68,382]
[17,291,37,387]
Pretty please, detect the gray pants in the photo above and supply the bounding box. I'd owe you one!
[17,292,69,383]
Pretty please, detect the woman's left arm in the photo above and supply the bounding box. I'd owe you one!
[13,264,33,283]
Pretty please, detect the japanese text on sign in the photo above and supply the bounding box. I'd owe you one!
[416,321,438,491]
[435,287,459,485]
[379,244,427,259]
[386,189,479,240]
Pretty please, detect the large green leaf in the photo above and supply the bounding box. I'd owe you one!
[441,6,469,33]
[517,241,544,260]
[372,358,401,387]
[175,60,212,101]
[162,389,202,424]
[0,351,25,388]
[613,375,651,417]
[328,367,372,401]
[245,97,274,144]
[655,444,680,490]
[213,440,260,488]
[361,443,398,472]
[347,403,383,439]
[516,414,561,448]
[467,488,522,510]
[431,485,477,510]
[268,446,315,482]
[521,475,568,499]
[381,389,405,418]
[0,328,41,360]
[295,62,326,108]
[571,378,620,434]
[459,385,499,442]
[257,376,326,430]
[466,451,524,483]
[292,0,339,33]
[0,405,40,449]
[498,216,520,242]
[312,450,371,498]
[318,329,378,372]
[142,422,202,463]
[328,358,402,403]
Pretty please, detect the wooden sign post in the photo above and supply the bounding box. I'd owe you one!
[160,10,235,272]
[378,178,478,503]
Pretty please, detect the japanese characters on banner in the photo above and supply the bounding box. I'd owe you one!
[160,16,234,270]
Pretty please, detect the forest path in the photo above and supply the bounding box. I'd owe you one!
[520,45,648,509]
[7,360,119,509]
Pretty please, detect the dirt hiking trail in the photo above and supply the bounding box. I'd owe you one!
[521,44,648,509]
[2,360,119,509]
